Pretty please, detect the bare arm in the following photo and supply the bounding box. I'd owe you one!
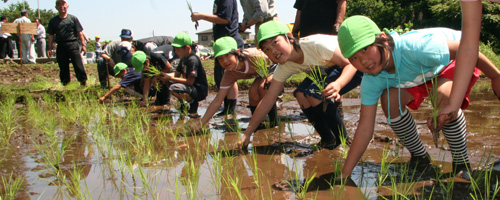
[322,48,359,100]
[99,84,122,102]
[46,34,54,56]
[341,104,377,177]
[191,12,229,25]
[441,1,482,113]
[78,31,87,54]
[335,0,347,33]
[200,88,230,126]
[292,9,301,37]
[239,79,285,148]
[169,75,196,86]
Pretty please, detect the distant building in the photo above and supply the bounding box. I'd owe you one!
[196,28,252,47]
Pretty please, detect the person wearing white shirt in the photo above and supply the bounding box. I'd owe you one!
[35,18,46,58]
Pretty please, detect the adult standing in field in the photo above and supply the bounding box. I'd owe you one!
[191,0,244,117]
[35,18,46,58]
[0,16,14,59]
[13,10,37,64]
[47,0,88,86]
[292,0,346,37]
[95,35,102,60]
[238,0,279,35]
[97,29,134,88]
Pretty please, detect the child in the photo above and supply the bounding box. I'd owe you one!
[190,36,278,131]
[158,32,208,117]
[130,51,171,106]
[439,0,500,128]
[98,62,143,102]
[337,15,500,178]
[238,20,363,149]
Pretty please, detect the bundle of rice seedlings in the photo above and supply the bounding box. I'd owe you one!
[422,70,441,148]
[301,66,328,112]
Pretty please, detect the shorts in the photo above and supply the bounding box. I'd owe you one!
[169,83,206,102]
[294,66,363,102]
[406,60,481,110]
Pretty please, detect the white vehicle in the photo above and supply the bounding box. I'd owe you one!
[86,52,96,64]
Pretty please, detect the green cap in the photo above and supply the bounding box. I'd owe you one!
[113,62,127,76]
[172,32,192,47]
[213,36,237,59]
[256,20,290,48]
[131,51,147,72]
[338,15,381,58]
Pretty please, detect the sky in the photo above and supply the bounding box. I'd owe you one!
[1,0,296,42]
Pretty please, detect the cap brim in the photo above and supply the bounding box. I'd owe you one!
[171,43,183,48]
[120,35,132,39]
[214,49,231,59]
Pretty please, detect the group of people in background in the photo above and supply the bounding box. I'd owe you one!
[1,0,500,182]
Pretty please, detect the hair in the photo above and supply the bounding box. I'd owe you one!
[373,33,395,65]
[0,16,6,21]
[35,18,42,24]
[227,49,246,62]
[260,34,301,52]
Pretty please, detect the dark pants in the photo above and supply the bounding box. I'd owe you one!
[56,41,87,85]
[0,37,13,59]
[97,57,113,88]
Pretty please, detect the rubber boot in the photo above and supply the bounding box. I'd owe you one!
[268,103,279,127]
[188,100,200,118]
[216,98,235,117]
[302,105,334,144]
[319,102,348,146]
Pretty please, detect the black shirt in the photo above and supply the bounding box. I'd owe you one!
[213,0,243,48]
[47,14,83,43]
[294,0,338,37]
[133,36,174,52]
[176,54,208,99]
[150,44,178,70]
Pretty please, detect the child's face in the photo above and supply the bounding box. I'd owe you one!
[174,46,188,58]
[260,35,291,64]
[349,45,385,74]
[217,53,238,71]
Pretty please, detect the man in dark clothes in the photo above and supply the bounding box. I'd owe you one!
[191,0,244,116]
[47,0,88,86]
[0,16,14,59]
[133,36,174,55]
[292,0,346,37]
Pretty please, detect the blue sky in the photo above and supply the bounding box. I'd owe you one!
[1,0,296,42]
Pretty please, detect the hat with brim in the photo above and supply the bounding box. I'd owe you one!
[120,29,133,39]
[113,62,127,76]
[338,15,381,59]
[256,20,290,49]
[131,51,147,72]
[172,32,192,48]
[214,36,237,59]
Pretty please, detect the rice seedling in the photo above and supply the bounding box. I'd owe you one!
[0,95,17,150]
[207,150,224,194]
[1,173,24,200]
[144,66,163,91]
[249,56,271,88]
[376,146,393,188]
[186,0,199,30]
[182,156,201,200]
[421,69,441,148]
[301,66,328,112]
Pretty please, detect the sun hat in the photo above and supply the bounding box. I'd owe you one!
[256,20,290,48]
[95,35,100,39]
[132,51,147,72]
[113,62,127,76]
[120,29,133,39]
[338,15,381,59]
[213,36,237,59]
[172,32,192,48]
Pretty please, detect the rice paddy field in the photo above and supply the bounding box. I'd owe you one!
[1,61,500,199]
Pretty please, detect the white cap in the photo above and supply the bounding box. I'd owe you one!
[119,41,132,51]
[143,42,158,55]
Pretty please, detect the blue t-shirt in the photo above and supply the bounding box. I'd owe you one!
[360,28,461,106]
[119,67,142,93]
[213,0,244,48]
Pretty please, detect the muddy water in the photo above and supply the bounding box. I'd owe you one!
[1,79,500,199]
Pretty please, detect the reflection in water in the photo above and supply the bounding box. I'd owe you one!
[3,80,500,199]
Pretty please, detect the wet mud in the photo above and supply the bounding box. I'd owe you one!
[1,79,500,199]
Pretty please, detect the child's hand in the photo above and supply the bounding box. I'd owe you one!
[238,134,251,150]
[187,119,203,133]
[98,96,106,103]
[323,82,342,101]
[431,108,457,130]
